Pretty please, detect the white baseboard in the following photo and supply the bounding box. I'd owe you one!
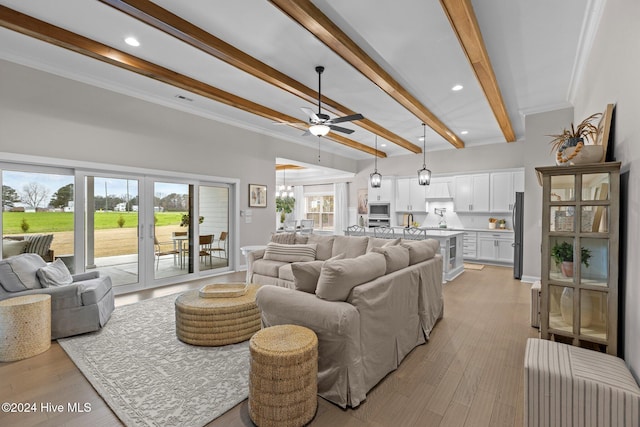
[520,275,540,284]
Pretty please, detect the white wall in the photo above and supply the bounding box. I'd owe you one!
[570,0,640,379]
[0,60,356,260]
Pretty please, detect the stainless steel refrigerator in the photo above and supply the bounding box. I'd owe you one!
[512,192,524,279]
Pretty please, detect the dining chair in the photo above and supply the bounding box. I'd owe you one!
[346,225,366,236]
[299,219,314,235]
[373,226,395,238]
[403,227,426,240]
[209,231,228,259]
[199,234,214,266]
[154,236,179,269]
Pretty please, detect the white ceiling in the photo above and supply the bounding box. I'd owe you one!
[0,0,596,160]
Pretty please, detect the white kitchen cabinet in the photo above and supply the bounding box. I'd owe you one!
[454,174,489,212]
[490,169,525,212]
[477,232,514,264]
[369,177,394,202]
[463,231,477,259]
[395,177,426,212]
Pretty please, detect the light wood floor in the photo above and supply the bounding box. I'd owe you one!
[0,266,538,427]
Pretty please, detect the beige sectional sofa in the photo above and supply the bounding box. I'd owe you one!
[249,233,444,408]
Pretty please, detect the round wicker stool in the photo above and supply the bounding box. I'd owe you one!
[249,325,318,427]
[175,284,260,346]
[0,294,51,362]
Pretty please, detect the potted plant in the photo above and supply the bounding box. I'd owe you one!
[551,241,592,277]
[275,196,295,224]
[498,219,506,229]
[548,113,602,165]
[180,214,204,227]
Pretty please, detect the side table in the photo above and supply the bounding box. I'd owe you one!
[0,294,51,362]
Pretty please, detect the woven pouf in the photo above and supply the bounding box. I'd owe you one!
[249,325,318,427]
[0,294,51,362]
[175,284,260,346]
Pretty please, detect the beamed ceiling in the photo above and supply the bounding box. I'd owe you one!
[0,0,594,160]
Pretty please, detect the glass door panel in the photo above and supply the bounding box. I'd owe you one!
[198,185,229,272]
[153,182,191,280]
[550,205,575,232]
[85,176,139,287]
[549,236,575,284]
[549,285,573,333]
[2,168,74,266]
[581,173,609,201]
[580,290,607,340]
[550,175,575,201]
[580,237,609,287]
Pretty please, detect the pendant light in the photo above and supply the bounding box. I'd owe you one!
[370,136,382,188]
[276,166,294,198]
[418,123,431,186]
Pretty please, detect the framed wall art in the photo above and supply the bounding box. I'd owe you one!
[249,184,267,207]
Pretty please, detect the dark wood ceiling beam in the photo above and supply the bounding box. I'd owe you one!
[269,0,465,149]
[99,0,419,154]
[0,5,385,158]
[440,0,516,142]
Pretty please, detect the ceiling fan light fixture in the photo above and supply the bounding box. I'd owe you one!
[309,124,330,136]
[370,135,382,188]
[418,123,431,186]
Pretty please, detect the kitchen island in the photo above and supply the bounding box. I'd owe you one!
[361,228,464,283]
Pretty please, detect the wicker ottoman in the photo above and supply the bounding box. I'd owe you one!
[0,294,51,362]
[175,284,260,346]
[249,325,318,427]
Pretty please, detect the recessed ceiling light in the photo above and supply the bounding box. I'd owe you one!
[418,136,425,142]
[451,84,463,91]
[124,37,140,47]
[461,130,469,135]
[380,143,387,147]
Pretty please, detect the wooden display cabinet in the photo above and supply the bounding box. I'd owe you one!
[535,162,620,355]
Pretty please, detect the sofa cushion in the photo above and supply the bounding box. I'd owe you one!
[25,234,54,258]
[79,276,112,306]
[278,263,295,282]
[263,243,317,262]
[294,234,309,244]
[4,253,47,290]
[372,245,410,274]
[306,234,335,260]
[366,237,400,252]
[316,252,386,301]
[290,253,346,294]
[400,239,439,265]
[2,239,29,257]
[332,235,369,259]
[270,232,297,244]
[37,258,73,287]
[0,260,28,292]
[252,259,289,277]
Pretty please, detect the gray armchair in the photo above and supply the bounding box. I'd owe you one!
[0,254,114,339]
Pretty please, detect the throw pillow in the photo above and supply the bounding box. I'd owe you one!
[5,253,47,289]
[332,235,369,259]
[0,260,28,292]
[400,239,439,265]
[270,232,297,244]
[37,258,73,287]
[290,253,345,293]
[25,234,54,258]
[306,234,335,260]
[263,242,317,262]
[315,252,386,301]
[2,239,29,257]
[372,245,410,274]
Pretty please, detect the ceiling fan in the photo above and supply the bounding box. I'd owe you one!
[300,66,364,137]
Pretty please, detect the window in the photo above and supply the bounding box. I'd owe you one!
[305,194,334,231]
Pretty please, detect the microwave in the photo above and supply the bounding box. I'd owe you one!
[368,202,390,218]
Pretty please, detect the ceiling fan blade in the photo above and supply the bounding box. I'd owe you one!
[327,113,364,124]
[328,124,355,134]
[301,130,311,137]
[301,107,320,122]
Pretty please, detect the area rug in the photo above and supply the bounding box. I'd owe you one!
[58,293,250,427]
[464,263,485,270]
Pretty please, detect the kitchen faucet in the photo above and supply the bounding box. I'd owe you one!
[434,208,447,228]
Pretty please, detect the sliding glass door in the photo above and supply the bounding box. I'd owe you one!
[84,175,140,287]
[2,161,233,293]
